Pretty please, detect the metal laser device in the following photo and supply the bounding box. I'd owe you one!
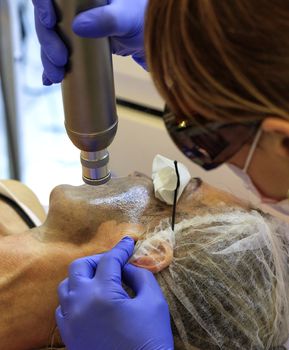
[54,0,118,185]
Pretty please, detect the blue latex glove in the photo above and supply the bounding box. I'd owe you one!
[32,0,148,86]
[56,237,174,350]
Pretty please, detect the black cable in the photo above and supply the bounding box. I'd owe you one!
[116,98,163,117]
[171,161,180,231]
[0,194,36,229]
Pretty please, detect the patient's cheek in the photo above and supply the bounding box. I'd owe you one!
[131,240,173,274]
[87,220,145,253]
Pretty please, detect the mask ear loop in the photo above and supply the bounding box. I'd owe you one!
[171,161,180,231]
[243,127,263,173]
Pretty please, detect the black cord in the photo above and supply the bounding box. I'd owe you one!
[171,161,180,231]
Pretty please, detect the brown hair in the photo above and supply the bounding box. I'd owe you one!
[145,0,289,123]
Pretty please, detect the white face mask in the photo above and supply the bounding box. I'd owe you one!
[227,128,289,222]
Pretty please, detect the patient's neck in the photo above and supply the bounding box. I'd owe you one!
[0,228,79,349]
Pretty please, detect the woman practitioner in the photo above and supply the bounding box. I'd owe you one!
[32,1,289,349]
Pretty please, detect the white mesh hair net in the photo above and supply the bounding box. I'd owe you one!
[147,209,289,350]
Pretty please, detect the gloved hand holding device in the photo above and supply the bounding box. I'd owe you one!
[56,237,174,350]
[32,0,148,85]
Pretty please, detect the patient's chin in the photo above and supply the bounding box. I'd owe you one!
[131,240,173,273]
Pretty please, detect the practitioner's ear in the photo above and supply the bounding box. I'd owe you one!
[262,117,289,158]
[131,239,173,274]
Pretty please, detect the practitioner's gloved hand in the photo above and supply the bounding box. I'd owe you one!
[32,0,148,86]
[56,237,174,350]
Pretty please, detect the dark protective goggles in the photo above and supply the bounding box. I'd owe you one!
[163,108,261,170]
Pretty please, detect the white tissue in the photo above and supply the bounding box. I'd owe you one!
[152,154,192,205]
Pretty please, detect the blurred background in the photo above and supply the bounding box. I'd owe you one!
[0,0,244,206]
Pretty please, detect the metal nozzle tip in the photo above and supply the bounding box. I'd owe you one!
[83,172,111,186]
[81,150,111,186]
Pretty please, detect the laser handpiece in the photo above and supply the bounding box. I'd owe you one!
[54,0,118,186]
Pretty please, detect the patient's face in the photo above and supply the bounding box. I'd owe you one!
[43,173,248,255]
